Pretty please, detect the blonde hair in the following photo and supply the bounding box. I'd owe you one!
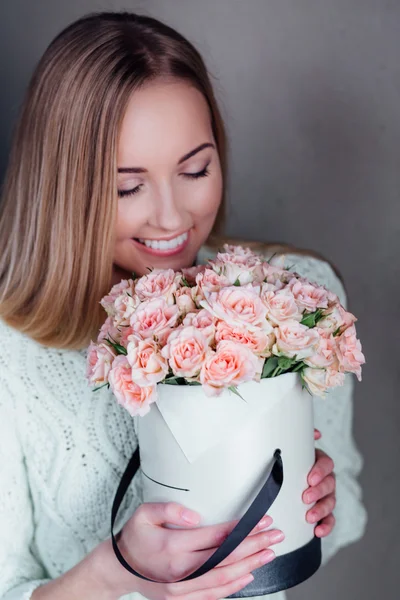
[0,12,227,349]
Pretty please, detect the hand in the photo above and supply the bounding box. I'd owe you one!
[302,429,336,538]
[97,502,285,600]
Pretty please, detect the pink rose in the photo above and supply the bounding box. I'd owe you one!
[261,263,293,286]
[262,288,303,325]
[129,297,180,344]
[97,316,121,344]
[302,366,345,398]
[289,280,329,312]
[127,339,169,386]
[336,324,365,381]
[273,320,320,359]
[135,269,181,305]
[215,320,275,357]
[200,340,264,396]
[86,341,116,385]
[210,252,263,285]
[108,355,157,416]
[303,328,338,369]
[161,326,210,378]
[174,286,197,314]
[318,303,357,335]
[196,269,230,295]
[221,244,260,260]
[181,264,206,285]
[200,286,273,332]
[114,292,141,326]
[100,279,134,316]
[183,309,216,345]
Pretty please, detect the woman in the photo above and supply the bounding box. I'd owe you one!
[0,11,366,600]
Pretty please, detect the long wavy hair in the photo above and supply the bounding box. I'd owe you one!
[0,12,227,349]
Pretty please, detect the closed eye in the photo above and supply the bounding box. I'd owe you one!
[117,163,211,198]
[181,163,210,180]
[117,184,143,198]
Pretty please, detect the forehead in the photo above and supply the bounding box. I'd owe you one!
[117,79,213,167]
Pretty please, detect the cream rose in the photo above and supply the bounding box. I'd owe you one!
[200,340,264,396]
[127,338,168,386]
[100,279,134,317]
[108,355,157,416]
[302,366,345,398]
[262,288,303,325]
[272,320,320,359]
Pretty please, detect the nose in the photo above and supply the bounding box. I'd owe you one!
[150,182,186,232]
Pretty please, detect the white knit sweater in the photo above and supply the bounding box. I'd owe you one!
[0,252,367,600]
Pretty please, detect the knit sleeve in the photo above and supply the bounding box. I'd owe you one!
[284,254,367,565]
[0,376,50,600]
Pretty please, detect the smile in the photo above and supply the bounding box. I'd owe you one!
[133,230,190,256]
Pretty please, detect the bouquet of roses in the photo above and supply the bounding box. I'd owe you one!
[86,244,365,596]
[87,244,365,413]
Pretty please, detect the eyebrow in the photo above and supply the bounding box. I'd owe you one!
[117,142,215,173]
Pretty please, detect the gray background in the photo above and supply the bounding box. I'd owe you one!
[0,1,398,598]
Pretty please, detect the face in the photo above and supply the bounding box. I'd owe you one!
[113,79,223,280]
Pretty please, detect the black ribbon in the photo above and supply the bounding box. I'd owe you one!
[111,447,283,583]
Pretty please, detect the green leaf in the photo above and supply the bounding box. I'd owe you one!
[228,386,247,402]
[300,309,324,328]
[261,357,279,378]
[333,326,342,337]
[181,276,191,287]
[277,356,297,370]
[233,277,241,287]
[92,382,110,392]
[266,252,277,264]
[105,337,127,355]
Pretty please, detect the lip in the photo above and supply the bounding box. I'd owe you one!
[131,230,191,257]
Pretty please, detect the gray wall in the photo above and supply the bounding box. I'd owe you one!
[1,1,398,598]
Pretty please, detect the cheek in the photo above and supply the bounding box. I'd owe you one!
[188,170,223,219]
[115,198,147,240]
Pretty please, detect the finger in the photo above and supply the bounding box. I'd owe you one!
[314,428,322,440]
[175,573,256,600]
[193,528,284,568]
[315,514,336,538]
[171,514,273,552]
[165,545,275,598]
[306,493,336,524]
[308,451,335,486]
[303,474,336,504]
[138,502,201,527]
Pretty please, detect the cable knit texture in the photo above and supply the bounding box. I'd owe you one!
[0,251,367,600]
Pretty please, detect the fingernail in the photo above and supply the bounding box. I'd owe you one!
[258,516,272,528]
[239,574,254,586]
[270,530,285,543]
[259,549,275,565]
[310,473,320,485]
[308,511,318,523]
[305,491,316,504]
[181,510,200,524]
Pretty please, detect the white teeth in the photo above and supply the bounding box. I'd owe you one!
[139,232,188,251]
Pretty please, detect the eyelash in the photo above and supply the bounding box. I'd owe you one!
[117,164,210,198]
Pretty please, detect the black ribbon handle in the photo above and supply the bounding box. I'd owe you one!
[111,448,283,583]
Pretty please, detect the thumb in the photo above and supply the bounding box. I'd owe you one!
[140,502,201,527]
